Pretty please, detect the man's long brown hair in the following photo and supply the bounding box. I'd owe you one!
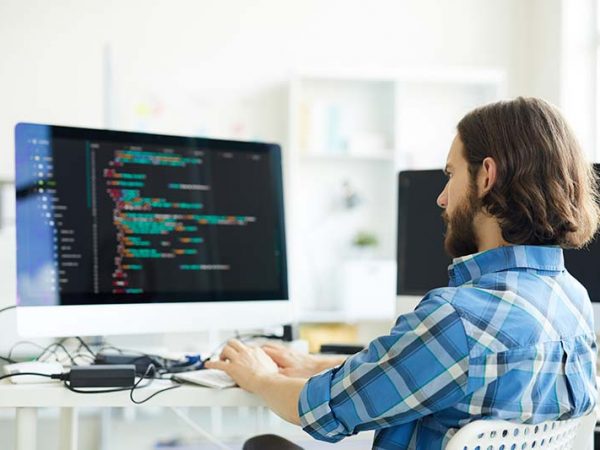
[457,97,600,249]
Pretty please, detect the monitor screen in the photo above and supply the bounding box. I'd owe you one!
[564,238,600,301]
[396,167,600,301]
[16,123,288,308]
[563,164,600,302]
[396,169,450,295]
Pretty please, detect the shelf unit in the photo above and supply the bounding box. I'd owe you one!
[286,68,506,323]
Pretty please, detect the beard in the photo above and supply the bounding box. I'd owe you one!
[442,190,480,258]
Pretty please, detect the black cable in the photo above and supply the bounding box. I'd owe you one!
[0,369,176,406]
[7,341,47,362]
[0,335,181,404]
[0,372,61,382]
[2,333,266,403]
[69,353,96,363]
[73,337,96,358]
[95,340,200,375]
[0,305,16,315]
[130,381,182,404]
[63,382,137,394]
[5,337,94,366]
[36,341,78,366]
[95,344,125,354]
[34,337,95,366]
[93,333,283,376]
[35,337,68,361]
[129,364,181,405]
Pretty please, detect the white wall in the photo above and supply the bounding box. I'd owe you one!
[560,0,598,159]
[0,0,544,174]
[0,0,563,323]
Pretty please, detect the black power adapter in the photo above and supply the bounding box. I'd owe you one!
[67,365,136,388]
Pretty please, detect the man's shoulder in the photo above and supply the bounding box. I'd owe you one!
[416,285,504,329]
[421,272,555,322]
[417,283,545,358]
[422,274,593,359]
[417,286,472,314]
[413,287,460,315]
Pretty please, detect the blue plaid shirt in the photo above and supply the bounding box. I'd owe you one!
[298,245,597,449]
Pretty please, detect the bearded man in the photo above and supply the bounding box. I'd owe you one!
[206,97,600,450]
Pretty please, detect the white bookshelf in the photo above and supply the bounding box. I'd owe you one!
[287,68,506,323]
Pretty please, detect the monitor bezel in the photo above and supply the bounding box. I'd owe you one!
[15,123,291,337]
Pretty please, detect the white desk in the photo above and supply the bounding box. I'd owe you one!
[2,378,598,450]
[0,379,264,450]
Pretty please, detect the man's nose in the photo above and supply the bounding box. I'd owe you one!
[437,189,447,209]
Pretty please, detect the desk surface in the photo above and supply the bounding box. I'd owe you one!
[6,376,598,410]
[0,380,263,408]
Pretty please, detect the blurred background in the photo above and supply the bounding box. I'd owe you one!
[0,0,598,448]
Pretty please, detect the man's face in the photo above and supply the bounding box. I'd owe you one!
[437,135,480,258]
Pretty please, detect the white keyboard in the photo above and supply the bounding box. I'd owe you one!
[173,369,236,389]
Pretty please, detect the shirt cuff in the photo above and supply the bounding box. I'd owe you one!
[298,369,350,443]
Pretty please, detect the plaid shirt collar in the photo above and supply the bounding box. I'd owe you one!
[448,245,565,287]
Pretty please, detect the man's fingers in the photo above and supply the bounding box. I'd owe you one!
[204,360,228,371]
[261,342,285,351]
[279,367,294,376]
[227,339,247,352]
[261,346,281,357]
[262,346,288,364]
[220,345,239,361]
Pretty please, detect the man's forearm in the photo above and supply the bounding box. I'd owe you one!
[251,356,343,424]
[254,374,308,425]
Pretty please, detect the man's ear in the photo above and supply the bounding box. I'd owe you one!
[478,157,497,196]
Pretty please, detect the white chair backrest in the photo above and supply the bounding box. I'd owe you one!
[445,411,596,450]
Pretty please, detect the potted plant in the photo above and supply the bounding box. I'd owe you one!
[351,230,378,258]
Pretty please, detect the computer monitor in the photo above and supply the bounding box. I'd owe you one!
[562,163,600,327]
[396,170,450,297]
[15,123,290,337]
[396,167,600,329]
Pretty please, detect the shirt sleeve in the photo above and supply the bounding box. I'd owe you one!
[298,293,470,443]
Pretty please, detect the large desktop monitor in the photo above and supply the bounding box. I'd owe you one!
[396,167,600,328]
[15,123,290,337]
[396,170,451,297]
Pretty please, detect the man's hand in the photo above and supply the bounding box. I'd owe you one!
[261,343,324,378]
[205,340,336,426]
[262,343,347,378]
[204,339,279,393]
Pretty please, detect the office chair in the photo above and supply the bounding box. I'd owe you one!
[445,410,597,450]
